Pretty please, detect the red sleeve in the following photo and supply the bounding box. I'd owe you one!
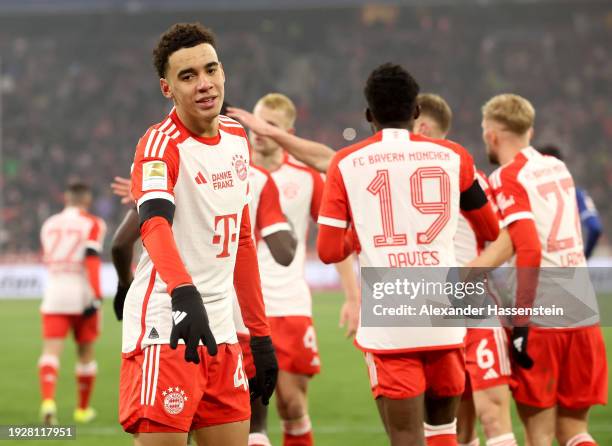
[492,165,534,228]
[309,170,325,221]
[234,205,270,337]
[507,218,542,326]
[461,204,500,242]
[456,145,476,192]
[141,217,192,295]
[317,225,356,264]
[257,173,290,237]
[85,256,102,299]
[84,216,106,299]
[131,127,180,207]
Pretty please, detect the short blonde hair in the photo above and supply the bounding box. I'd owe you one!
[482,94,535,135]
[256,93,297,127]
[417,93,452,134]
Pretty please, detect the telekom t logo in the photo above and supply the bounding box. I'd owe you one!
[212,214,238,258]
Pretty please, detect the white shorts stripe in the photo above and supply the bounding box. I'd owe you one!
[364,352,378,387]
[140,347,149,405]
[149,345,161,405]
[145,346,155,406]
[318,215,348,228]
[494,328,510,375]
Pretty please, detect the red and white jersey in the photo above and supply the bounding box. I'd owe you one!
[257,153,324,317]
[40,207,106,314]
[233,164,291,334]
[454,170,496,266]
[488,146,585,268]
[319,129,476,352]
[122,112,252,355]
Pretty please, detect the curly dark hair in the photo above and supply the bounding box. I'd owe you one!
[153,23,217,78]
[364,63,420,125]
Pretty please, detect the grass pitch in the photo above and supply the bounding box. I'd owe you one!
[0,293,610,445]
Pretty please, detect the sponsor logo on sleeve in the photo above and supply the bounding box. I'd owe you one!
[142,161,168,191]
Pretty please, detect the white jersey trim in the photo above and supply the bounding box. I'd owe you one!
[318,215,348,229]
[137,191,175,208]
[502,211,534,227]
[260,222,291,238]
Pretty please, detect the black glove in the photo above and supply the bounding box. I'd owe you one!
[249,335,279,405]
[113,283,130,321]
[510,326,534,369]
[170,285,217,364]
[83,299,102,318]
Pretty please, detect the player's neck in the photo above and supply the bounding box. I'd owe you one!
[175,108,219,138]
[256,149,284,172]
[499,138,531,165]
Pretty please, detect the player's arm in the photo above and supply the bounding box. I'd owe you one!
[576,188,602,259]
[83,217,107,317]
[133,129,216,363]
[459,168,500,242]
[257,172,296,266]
[334,255,360,338]
[227,107,334,173]
[234,204,278,404]
[110,208,140,320]
[316,154,356,263]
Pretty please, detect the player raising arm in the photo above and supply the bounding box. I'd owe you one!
[118,23,277,446]
[317,63,499,446]
[39,182,106,425]
[469,94,607,446]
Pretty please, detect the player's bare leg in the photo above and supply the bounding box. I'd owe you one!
[457,397,479,445]
[472,385,514,443]
[249,396,270,445]
[555,406,596,446]
[39,339,64,425]
[517,403,555,446]
[275,370,312,445]
[193,420,250,446]
[135,432,188,446]
[74,342,97,423]
[425,394,461,445]
[377,394,426,446]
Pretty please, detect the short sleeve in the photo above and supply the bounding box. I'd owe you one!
[317,153,351,229]
[131,127,180,210]
[309,170,325,221]
[257,174,291,237]
[493,169,533,227]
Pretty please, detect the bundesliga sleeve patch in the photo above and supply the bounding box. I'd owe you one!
[142,161,168,191]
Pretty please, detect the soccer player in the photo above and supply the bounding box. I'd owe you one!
[39,181,106,425]
[414,94,516,446]
[537,145,603,260]
[317,63,500,446]
[119,23,277,446]
[470,94,608,446]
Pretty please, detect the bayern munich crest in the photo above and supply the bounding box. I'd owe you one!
[162,386,188,415]
[232,154,248,181]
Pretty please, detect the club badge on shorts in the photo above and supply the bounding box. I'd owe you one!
[162,386,188,415]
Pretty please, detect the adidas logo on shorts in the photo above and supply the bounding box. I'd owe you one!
[483,368,499,380]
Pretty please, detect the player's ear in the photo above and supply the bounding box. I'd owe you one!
[287,127,296,135]
[365,108,373,123]
[160,78,173,99]
[413,104,421,120]
[527,127,534,141]
[219,62,225,83]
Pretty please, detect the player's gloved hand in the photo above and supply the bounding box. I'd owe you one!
[83,299,102,318]
[249,335,278,405]
[510,326,534,369]
[170,285,217,364]
[113,283,130,321]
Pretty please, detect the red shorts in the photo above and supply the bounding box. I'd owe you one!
[268,316,321,376]
[41,313,100,343]
[237,333,256,380]
[119,343,250,433]
[511,326,608,409]
[365,347,465,400]
[464,328,511,395]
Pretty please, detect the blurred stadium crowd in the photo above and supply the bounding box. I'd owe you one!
[1,2,610,256]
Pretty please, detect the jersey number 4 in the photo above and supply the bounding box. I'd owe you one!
[367,167,450,246]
